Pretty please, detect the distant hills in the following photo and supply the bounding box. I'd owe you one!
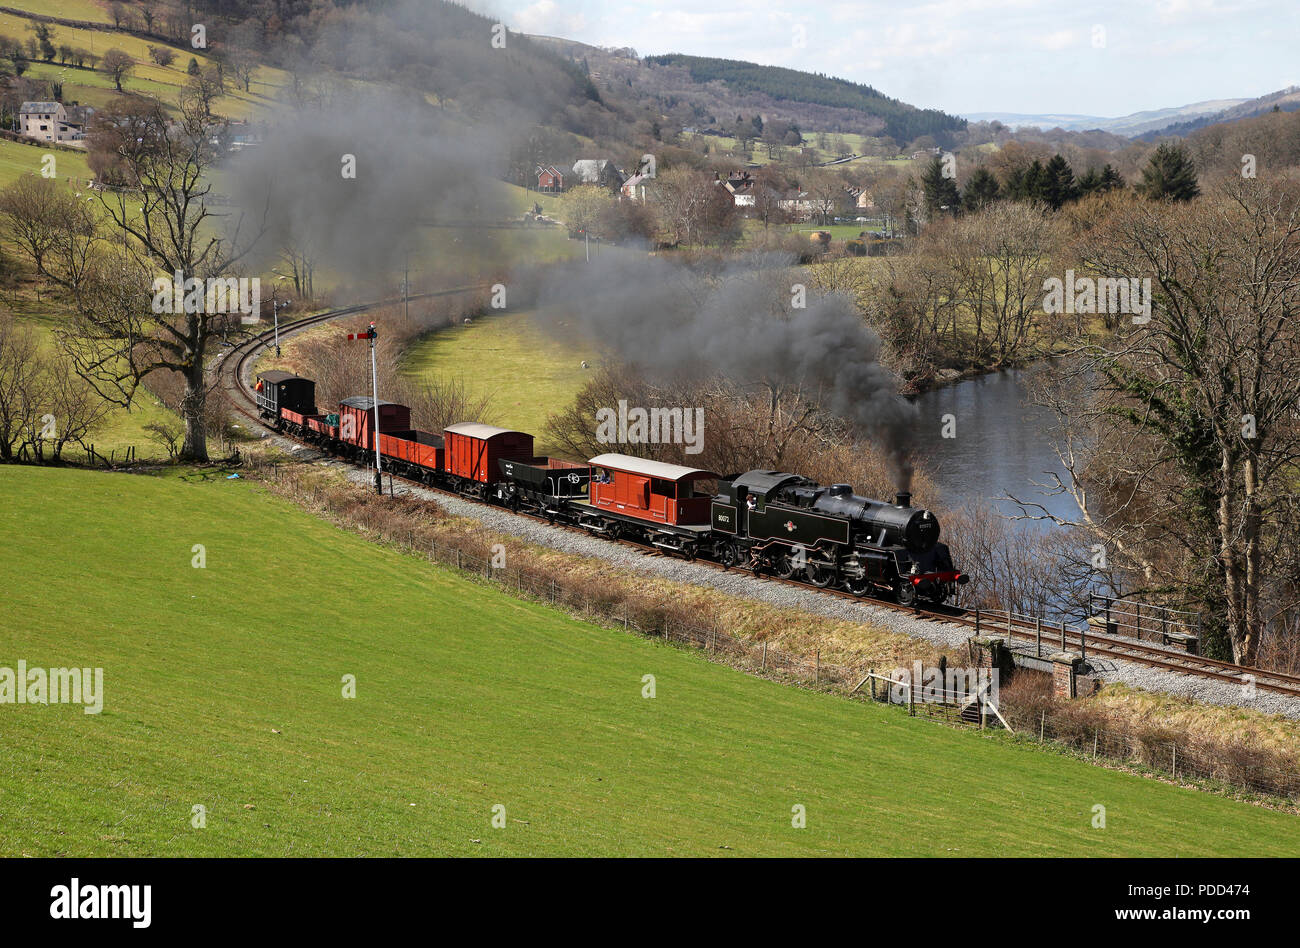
[642,54,967,145]
[964,99,1249,136]
[967,86,1300,139]
[528,36,967,146]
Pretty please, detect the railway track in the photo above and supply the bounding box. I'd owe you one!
[218,286,491,425]
[218,297,1300,702]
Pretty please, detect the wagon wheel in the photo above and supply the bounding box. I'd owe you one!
[896,581,918,607]
[605,521,622,541]
[773,553,797,580]
[844,575,871,597]
[682,542,697,562]
[805,563,835,588]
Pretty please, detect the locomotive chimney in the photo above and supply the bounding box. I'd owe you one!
[894,491,912,508]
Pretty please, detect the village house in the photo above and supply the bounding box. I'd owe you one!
[722,171,756,207]
[620,171,651,202]
[778,189,815,221]
[18,101,90,146]
[843,185,876,211]
[571,158,624,191]
[536,165,564,193]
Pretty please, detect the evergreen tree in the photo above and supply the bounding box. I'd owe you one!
[921,156,960,218]
[962,165,1000,211]
[1041,154,1079,210]
[1005,159,1048,203]
[1136,143,1199,202]
[1080,164,1126,195]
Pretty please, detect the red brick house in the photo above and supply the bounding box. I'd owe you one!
[536,165,564,193]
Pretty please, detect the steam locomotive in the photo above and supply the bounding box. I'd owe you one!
[256,370,967,605]
[711,474,965,605]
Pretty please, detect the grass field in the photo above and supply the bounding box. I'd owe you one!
[399,307,594,449]
[1,464,1298,856]
[1,10,286,120]
[0,137,93,189]
[4,0,111,21]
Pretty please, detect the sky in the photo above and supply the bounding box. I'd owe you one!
[467,0,1300,118]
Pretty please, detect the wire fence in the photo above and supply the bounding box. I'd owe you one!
[1014,708,1300,801]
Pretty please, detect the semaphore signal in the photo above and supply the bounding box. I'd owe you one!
[347,322,383,494]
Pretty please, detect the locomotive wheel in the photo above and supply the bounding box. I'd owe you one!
[716,542,739,568]
[844,576,870,597]
[806,564,835,588]
[896,581,918,607]
[773,554,797,580]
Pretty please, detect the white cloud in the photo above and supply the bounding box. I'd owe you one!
[513,0,587,36]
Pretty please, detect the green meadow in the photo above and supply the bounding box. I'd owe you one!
[1,465,1297,856]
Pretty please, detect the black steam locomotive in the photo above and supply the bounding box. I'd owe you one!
[710,472,966,604]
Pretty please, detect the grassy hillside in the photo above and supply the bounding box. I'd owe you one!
[0,137,93,188]
[4,0,111,21]
[399,307,592,450]
[1,465,1297,856]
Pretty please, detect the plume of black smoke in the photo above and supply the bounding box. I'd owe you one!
[223,87,516,289]
[536,254,917,489]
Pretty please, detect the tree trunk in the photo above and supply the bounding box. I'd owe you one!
[1219,449,1246,662]
[180,357,208,462]
[1241,453,1261,666]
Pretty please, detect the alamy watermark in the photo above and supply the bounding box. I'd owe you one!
[1043,269,1151,323]
[152,271,262,325]
[595,399,704,455]
[1,662,103,714]
[50,878,150,928]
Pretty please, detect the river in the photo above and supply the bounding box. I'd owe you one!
[908,366,1081,531]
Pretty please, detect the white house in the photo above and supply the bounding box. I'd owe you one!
[18,101,85,144]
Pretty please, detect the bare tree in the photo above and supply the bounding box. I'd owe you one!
[64,97,267,462]
[0,176,67,281]
[149,45,176,68]
[36,352,113,462]
[1019,176,1300,664]
[101,48,134,92]
[945,202,1058,366]
[0,313,40,462]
